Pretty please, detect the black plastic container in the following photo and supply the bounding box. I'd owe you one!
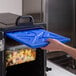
[0,14,47,76]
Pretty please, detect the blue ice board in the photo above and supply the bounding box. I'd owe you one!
[6,29,71,48]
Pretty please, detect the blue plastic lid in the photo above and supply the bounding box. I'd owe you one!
[6,29,71,48]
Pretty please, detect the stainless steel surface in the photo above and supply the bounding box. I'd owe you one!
[0,39,4,51]
[47,0,73,32]
[47,52,76,74]
[44,0,75,46]
[44,0,76,74]
[47,60,76,76]
[22,0,43,23]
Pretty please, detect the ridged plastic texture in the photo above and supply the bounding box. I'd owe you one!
[6,29,71,48]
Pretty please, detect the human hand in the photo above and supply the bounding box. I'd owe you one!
[41,39,76,59]
[41,39,65,52]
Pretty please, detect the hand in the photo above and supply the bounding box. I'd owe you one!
[41,39,76,59]
[41,39,65,52]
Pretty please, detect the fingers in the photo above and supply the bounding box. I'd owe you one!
[47,38,60,43]
[41,43,49,50]
[46,38,52,42]
[41,46,47,50]
[46,38,57,42]
[41,38,58,50]
[41,39,52,49]
[41,47,45,50]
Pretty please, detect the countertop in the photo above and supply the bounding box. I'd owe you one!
[47,60,76,76]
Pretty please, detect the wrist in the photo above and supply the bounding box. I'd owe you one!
[58,43,69,52]
[61,44,73,54]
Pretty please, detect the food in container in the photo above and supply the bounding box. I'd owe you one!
[5,45,36,67]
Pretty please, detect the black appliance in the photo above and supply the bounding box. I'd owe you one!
[0,15,50,76]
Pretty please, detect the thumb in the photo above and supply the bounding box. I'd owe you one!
[46,38,59,43]
[46,38,53,42]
